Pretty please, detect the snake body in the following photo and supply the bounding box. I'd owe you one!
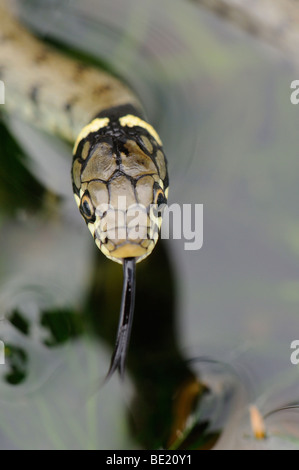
[196,0,299,64]
[0,1,168,377]
[0,2,140,141]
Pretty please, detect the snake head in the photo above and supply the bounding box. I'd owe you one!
[72,105,169,263]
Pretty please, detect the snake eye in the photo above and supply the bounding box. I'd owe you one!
[153,187,167,219]
[155,188,166,207]
[81,193,94,220]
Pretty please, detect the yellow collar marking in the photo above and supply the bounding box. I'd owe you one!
[73,117,110,154]
[119,115,163,146]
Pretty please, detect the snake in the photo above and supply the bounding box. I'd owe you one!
[0,1,169,379]
[2,0,296,380]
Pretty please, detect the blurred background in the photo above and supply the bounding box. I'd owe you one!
[0,0,299,449]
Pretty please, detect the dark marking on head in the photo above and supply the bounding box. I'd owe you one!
[138,135,154,155]
[163,172,169,191]
[96,103,144,121]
